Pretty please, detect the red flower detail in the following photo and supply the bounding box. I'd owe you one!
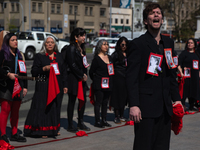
[54,52,57,55]
[170,63,173,66]
[53,60,56,63]
[45,53,48,56]
[53,57,56,60]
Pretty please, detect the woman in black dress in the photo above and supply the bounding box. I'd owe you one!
[64,28,90,132]
[89,39,113,128]
[178,38,200,111]
[110,37,129,124]
[0,33,27,143]
[24,36,68,137]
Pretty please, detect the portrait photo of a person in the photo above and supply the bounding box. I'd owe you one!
[147,55,161,74]
[193,60,198,69]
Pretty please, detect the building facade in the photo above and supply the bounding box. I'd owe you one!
[0,0,109,38]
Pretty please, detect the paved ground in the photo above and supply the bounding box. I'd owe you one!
[4,107,200,150]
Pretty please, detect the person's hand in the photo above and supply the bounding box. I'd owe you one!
[23,88,28,97]
[7,73,17,80]
[129,106,142,123]
[82,74,88,82]
[173,101,183,110]
[43,65,52,71]
[63,88,68,94]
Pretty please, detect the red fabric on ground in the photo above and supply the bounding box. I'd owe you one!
[0,140,15,149]
[47,67,60,107]
[77,80,85,110]
[171,103,184,135]
[125,121,134,125]
[76,131,88,137]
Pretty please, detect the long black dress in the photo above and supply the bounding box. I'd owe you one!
[110,51,127,109]
[178,50,200,104]
[24,52,67,136]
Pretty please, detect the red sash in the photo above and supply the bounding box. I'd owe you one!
[12,77,22,99]
[77,80,85,110]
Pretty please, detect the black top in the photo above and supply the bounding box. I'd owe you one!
[31,52,67,89]
[63,45,88,95]
[89,55,113,91]
[126,31,181,118]
[111,51,126,77]
[0,50,27,101]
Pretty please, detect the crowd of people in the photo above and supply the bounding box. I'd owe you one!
[0,2,200,150]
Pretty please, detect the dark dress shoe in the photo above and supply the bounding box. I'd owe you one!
[77,123,91,131]
[102,121,112,127]
[94,122,105,128]
[1,134,9,143]
[10,133,26,142]
[67,126,79,133]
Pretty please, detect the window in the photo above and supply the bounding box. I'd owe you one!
[90,7,93,16]
[191,2,193,7]
[1,3,3,12]
[11,3,14,12]
[32,2,36,12]
[121,19,123,24]
[57,4,60,14]
[38,3,42,12]
[182,10,184,17]
[51,4,55,13]
[115,18,118,24]
[85,7,88,15]
[126,19,129,24]
[167,19,174,26]
[186,11,188,17]
[100,8,106,16]
[69,5,73,14]
[74,6,78,14]
[36,33,44,40]
[16,3,19,12]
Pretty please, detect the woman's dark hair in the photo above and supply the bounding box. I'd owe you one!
[1,33,22,61]
[143,2,164,29]
[185,38,197,50]
[115,37,129,62]
[70,27,86,52]
[94,39,108,57]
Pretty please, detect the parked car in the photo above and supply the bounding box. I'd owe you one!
[92,37,132,55]
[15,31,69,60]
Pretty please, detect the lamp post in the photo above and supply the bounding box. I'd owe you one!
[109,0,112,37]
[74,9,77,29]
[3,1,24,31]
[131,0,135,39]
[63,0,65,38]
[29,0,31,31]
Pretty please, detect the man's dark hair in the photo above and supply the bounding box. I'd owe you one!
[143,2,164,29]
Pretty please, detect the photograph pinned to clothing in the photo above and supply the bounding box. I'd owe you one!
[101,77,109,88]
[164,48,176,69]
[18,60,27,73]
[184,67,191,78]
[83,55,90,68]
[173,56,178,66]
[107,63,115,75]
[50,63,60,75]
[146,52,163,76]
[193,60,199,70]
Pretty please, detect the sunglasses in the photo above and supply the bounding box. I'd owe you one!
[121,44,126,47]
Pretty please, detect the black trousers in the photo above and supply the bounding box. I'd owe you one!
[67,93,86,126]
[133,109,171,150]
[94,90,111,122]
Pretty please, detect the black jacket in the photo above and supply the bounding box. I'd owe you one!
[126,31,181,118]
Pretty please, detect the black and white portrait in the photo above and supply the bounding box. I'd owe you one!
[184,68,191,77]
[147,53,162,76]
[107,64,114,75]
[101,78,109,88]
[193,60,199,69]
[173,56,178,66]
[164,49,175,69]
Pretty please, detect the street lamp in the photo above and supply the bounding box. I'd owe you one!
[3,1,24,31]
[109,0,112,37]
[74,9,77,29]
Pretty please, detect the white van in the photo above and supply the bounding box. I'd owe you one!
[118,31,145,39]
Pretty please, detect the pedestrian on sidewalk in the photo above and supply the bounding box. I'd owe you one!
[177,38,200,111]
[110,37,129,124]
[23,36,68,138]
[89,39,113,128]
[0,33,27,143]
[126,3,183,150]
[62,28,90,133]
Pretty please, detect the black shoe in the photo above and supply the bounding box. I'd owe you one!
[10,133,26,142]
[94,122,105,128]
[189,106,199,111]
[1,134,9,143]
[120,117,127,122]
[77,123,91,131]
[102,121,112,127]
[114,117,121,124]
[67,125,79,133]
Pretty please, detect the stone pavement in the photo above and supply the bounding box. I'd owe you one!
[5,108,200,150]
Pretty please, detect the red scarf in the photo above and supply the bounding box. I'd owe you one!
[46,67,60,106]
[177,73,186,99]
[77,80,84,110]
[12,77,22,99]
[89,83,95,105]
